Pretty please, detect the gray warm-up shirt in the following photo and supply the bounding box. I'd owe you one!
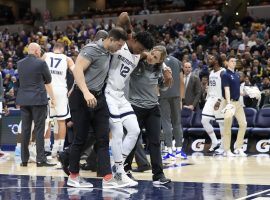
[160,55,182,98]
[129,60,167,109]
[80,39,111,91]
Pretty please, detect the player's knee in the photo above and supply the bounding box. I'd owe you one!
[201,117,213,133]
[201,117,210,126]
[239,120,247,129]
[111,136,122,146]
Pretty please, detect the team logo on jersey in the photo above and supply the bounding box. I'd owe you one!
[191,139,205,151]
[256,139,270,153]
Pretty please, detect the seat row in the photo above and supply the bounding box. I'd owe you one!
[181,107,270,138]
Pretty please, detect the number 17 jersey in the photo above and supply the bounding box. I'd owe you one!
[107,43,140,91]
[45,52,68,88]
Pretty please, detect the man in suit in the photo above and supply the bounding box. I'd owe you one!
[183,61,201,110]
[16,42,56,167]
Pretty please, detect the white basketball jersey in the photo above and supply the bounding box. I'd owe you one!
[45,52,68,88]
[107,43,140,90]
[207,68,225,99]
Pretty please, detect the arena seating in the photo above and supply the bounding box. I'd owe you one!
[181,107,270,154]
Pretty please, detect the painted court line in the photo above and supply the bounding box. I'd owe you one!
[236,189,270,200]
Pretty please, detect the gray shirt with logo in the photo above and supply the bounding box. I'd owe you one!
[129,60,167,109]
[79,39,111,91]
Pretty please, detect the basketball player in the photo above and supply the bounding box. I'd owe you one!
[201,54,225,152]
[43,42,75,157]
[105,12,155,186]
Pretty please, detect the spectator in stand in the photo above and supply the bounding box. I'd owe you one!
[4,88,18,109]
[260,77,270,107]
[182,62,201,111]
[199,75,208,109]
[191,53,200,71]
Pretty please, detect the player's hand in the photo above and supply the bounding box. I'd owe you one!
[67,121,73,128]
[183,105,194,110]
[214,100,221,111]
[163,67,173,87]
[83,90,97,108]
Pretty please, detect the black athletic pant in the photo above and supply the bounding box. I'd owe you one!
[125,105,164,180]
[69,88,111,176]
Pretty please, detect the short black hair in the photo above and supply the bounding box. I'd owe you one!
[108,27,128,41]
[212,54,223,67]
[134,31,155,50]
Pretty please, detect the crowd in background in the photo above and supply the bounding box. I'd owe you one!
[1,10,270,111]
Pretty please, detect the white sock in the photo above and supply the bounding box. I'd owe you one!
[115,161,125,173]
[168,147,173,154]
[52,140,59,151]
[58,139,65,151]
[176,147,182,152]
[44,139,51,151]
[209,133,218,146]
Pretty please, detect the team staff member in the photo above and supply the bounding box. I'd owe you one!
[16,43,56,167]
[68,27,128,188]
[222,56,247,157]
[125,46,172,185]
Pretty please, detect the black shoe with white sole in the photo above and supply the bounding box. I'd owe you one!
[153,176,171,185]
[208,142,221,153]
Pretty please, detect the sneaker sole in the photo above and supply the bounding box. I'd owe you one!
[153,180,171,185]
[67,182,93,188]
[102,182,130,189]
[127,181,138,187]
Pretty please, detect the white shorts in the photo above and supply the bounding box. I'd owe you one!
[202,96,225,122]
[49,87,70,120]
[105,87,135,123]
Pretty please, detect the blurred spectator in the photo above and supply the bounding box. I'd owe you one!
[199,75,208,109]
[4,88,17,109]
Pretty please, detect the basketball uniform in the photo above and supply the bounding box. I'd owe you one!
[45,52,70,120]
[202,68,225,122]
